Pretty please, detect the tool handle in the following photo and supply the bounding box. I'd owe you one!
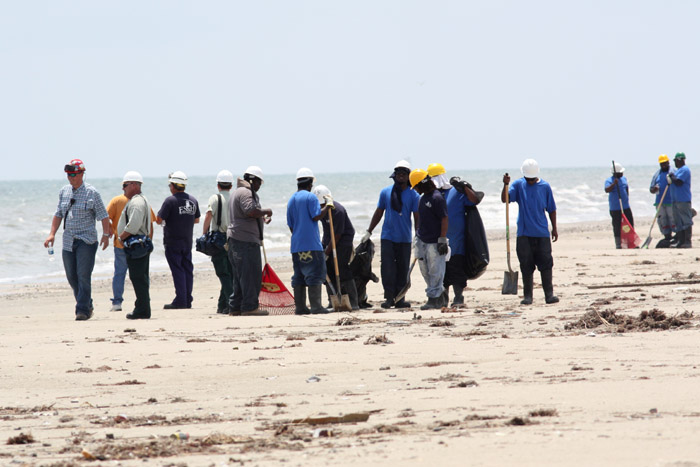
[646,183,670,239]
[328,211,343,295]
[505,182,513,273]
[261,239,268,266]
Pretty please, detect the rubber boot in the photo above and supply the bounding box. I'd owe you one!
[614,236,621,249]
[325,284,334,309]
[440,288,449,308]
[341,280,360,311]
[420,296,441,310]
[451,286,464,306]
[293,285,310,315]
[308,284,329,314]
[520,272,533,305]
[541,269,559,304]
[680,227,693,248]
[673,229,686,249]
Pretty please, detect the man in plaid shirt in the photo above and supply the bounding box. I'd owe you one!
[44,159,111,320]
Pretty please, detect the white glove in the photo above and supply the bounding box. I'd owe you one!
[323,195,334,209]
[667,174,673,185]
[361,230,371,243]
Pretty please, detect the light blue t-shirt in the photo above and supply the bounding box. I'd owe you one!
[377,185,420,243]
[445,187,475,256]
[508,178,556,238]
[671,165,692,203]
[286,190,323,253]
[605,176,630,211]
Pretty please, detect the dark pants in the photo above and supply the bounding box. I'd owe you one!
[444,254,467,289]
[211,249,233,311]
[380,239,411,300]
[326,243,353,284]
[228,238,262,312]
[127,253,151,317]
[516,236,554,274]
[164,244,194,307]
[62,239,98,316]
[610,208,634,238]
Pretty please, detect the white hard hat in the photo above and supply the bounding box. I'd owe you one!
[122,171,143,183]
[244,166,264,182]
[521,159,540,178]
[394,160,411,171]
[611,162,625,174]
[216,170,234,184]
[312,185,332,204]
[296,167,315,181]
[168,170,188,185]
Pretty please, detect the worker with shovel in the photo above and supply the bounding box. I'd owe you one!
[313,185,358,311]
[501,159,559,305]
[668,152,693,248]
[649,155,675,248]
[604,162,634,249]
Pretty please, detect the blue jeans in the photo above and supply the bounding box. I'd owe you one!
[62,239,98,315]
[415,238,446,299]
[111,247,127,305]
[165,244,194,307]
[228,239,261,312]
[291,250,326,287]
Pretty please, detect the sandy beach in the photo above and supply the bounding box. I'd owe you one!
[2,221,700,466]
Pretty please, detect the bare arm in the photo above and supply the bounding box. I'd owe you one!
[464,185,481,205]
[312,205,331,222]
[100,218,111,250]
[604,179,618,193]
[44,216,62,248]
[440,216,448,238]
[367,207,384,234]
[202,211,213,234]
[549,211,558,242]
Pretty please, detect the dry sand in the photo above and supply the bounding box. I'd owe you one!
[2,222,700,466]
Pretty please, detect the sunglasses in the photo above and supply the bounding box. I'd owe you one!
[122,183,131,189]
[67,173,78,178]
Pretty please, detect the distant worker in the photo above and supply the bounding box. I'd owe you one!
[203,170,235,314]
[157,171,200,310]
[227,166,272,316]
[287,168,332,314]
[410,169,449,310]
[649,154,675,247]
[668,152,693,248]
[363,160,420,309]
[117,171,153,320]
[312,185,359,310]
[44,159,111,320]
[501,159,559,305]
[604,162,634,249]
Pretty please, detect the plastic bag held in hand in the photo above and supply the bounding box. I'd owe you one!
[437,237,448,255]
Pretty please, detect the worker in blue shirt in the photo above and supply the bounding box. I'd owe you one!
[649,154,675,247]
[604,162,634,249]
[668,152,693,248]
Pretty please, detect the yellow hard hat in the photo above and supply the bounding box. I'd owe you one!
[658,154,669,163]
[427,163,446,177]
[409,168,429,188]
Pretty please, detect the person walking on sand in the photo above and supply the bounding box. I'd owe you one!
[312,185,359,310]
[157,171,200,310]
[362,160,420,309]
[668,152,693,248]
[44,159,111,321]
[604,162,634,249]
[117,171,153,320]
[287,168,332,315]
[501,159,559,305]
[227,166,272,316]
[202,170,235,315]
[649,154,675,248]
[410,169,449,310]
[106,189,156,311]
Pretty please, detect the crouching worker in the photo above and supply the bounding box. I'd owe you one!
[501,159,559,305]
[312,185,359,310]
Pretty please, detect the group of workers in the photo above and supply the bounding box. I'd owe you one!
[52,151,694,321]
[605,152,693,249]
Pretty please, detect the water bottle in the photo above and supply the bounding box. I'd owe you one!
[48,246,55,262]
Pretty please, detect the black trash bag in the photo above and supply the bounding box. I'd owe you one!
[463,205,489,280]
[350,239,379,308]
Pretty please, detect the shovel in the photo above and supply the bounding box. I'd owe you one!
[502,179,518,294]
[641,182,670,249]
[328,208,352,312]
[393,257,418,305]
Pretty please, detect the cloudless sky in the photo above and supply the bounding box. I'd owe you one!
[1,1,698,181]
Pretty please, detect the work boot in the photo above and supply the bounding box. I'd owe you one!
[541,269,559,304]
[439,289,449,308]
[680,227,693,248]
[393,298,411,309]
[341,280,360,311]
[673,229,686,249]
[420,296,441,310]
[308,285,329,314]
[520,272,533,305]
[614,236,621,249]
[293,285,310,315]
[451,286,464,306]
[325,284,334,309]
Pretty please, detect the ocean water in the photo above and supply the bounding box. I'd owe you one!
[1,165,692,285]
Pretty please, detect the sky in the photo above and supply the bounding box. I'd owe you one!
[1,0,698,181]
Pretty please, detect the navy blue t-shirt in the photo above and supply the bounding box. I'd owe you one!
[158,192,200,248]
[320,201,355,248]
[417,190,447,243]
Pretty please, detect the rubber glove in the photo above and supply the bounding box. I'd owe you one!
[323,195,334,209]
[437,237,449,255]
[361,230,371,243]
